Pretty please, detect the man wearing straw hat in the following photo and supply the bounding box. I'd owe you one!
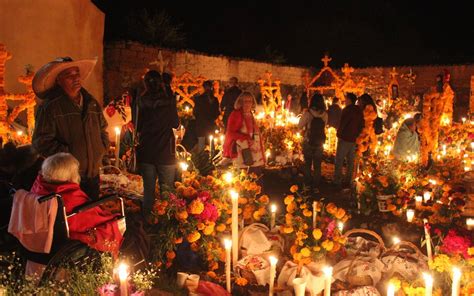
[32,57,109,200]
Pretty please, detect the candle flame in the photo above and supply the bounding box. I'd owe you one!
[322,266,333,277]
[179,162,189,171]
[229,189,239,201]
[114,126,121,136]
[269,255,278,266]
[223,172,233,183]
[271,204,277,213]
[117,262,129,281]
[224,238,232,250]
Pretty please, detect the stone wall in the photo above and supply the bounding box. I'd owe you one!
[105,41,474,119]
[0,0,104,101]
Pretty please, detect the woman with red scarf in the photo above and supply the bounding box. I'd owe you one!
[223,92,265,172]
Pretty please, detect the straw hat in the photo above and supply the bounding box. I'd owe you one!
[32,57,97,98]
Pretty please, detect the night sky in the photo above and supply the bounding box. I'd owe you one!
[93,0,474,68]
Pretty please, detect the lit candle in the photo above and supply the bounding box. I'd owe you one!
[466,218,474,230]
[220,135,224,145]
[337,221,344,233]
[471,142,474,151]
[387,282,396,296]
[322,266,333,296]
[392,236,401,245]
[209,135,214,159]
[117,262,129,296]
[269,256,278,296]
[423,273,433,296]
[452,267,461,296]
[292,278,307,296]
[185,105,190,113]
[265,150,271,163]
[115,126,121,168]
[312,201,318,228]
[423,219,433,261]
[179,162,189,171]
[462,117,466,124]
[270,204,276,230]
[224,172,233,184]
[230,190,239,268]
[406,209,415,222]
[16,130,23,136]
[423,191,431,203]
[224,239,232,293]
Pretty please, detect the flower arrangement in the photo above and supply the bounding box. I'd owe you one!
[177,103,194,128]
[105,91,131,122]
[280,185,349,266]
[147,169,269,271]
[356,104,377,157]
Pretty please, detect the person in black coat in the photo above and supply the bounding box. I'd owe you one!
[136,70,179,216]
[327,97,342,129]
[194,80,220,152]
[220,77,242,130]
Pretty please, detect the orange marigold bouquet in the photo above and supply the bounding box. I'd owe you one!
[148,169,269,271]
[280,186,349,266]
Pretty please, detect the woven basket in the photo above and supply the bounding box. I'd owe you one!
[343,229,385,287]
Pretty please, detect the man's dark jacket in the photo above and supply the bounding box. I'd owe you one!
[32,88,109,178]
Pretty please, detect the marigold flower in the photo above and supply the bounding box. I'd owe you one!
[197,222,205,230]
[203,223,215,235]
[300,247,311,257]
[216,223,226,232]
[207,271,217,279]
[174,237,183,244]
[253,211,262,221]
[322,240,334,251]
[238,197,248,204]
[235,277,248,286]
[312,229,322,240]
[166,250,176,260]
[286,202,296,213]
[326,203,337,215]
[303,209,312,217]
[188,199,204,215]
[284,195,295,205]
[187,231,201,243]
[259,194,270,203]
[208,261,218,271]
[290,185,299,193]
[176,210,188,221]
[282,225,294,234]
[335,208,346,219]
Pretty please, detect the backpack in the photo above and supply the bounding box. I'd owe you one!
[308,114,326,147]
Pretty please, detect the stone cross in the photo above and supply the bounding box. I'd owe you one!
[149,50,169,74]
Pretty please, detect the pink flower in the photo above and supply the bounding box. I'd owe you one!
[197,202,218,222]
[469,133,474,140]
[198,191,212,202]
[169,193,185,208]
[326,220,336,238]
[440,230,471,258]
[98,283,118,296]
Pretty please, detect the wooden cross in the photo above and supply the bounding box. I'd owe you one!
[390,67,398,79]
[321,54,332,67]
[341,63,354,78]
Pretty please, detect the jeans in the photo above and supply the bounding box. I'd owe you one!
[138,162,176,215]
[80,175,100,200]
[334,138,356,185]
[303,143,323,189]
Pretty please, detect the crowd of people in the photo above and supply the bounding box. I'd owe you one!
[0,56,425,280]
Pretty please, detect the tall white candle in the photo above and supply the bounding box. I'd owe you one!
[423,219,433,261]
[423,191,431,203]
[230,190,239,268]
[322,266,333,296]
[117,262,129,296]
[269,256,278,296]
[387,283,396,296]
[270,204,276,230]
[115,126,121,168]
[423,273,433,296]
[209,135,214,159]
[312,201,318,228]
[406,209,415,222]
[452,267,461,296]
[292,278,306,296]
[224,239,232,293]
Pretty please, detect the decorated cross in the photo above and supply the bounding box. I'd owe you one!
[0,44,35,143]
[171,72,206,107]
[257,71,282,114]
[149,50,169,74]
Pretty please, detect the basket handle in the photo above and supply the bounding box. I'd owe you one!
[385,241,425,259]
[343,228,385,249]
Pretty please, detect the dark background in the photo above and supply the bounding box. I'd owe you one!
[93,0,474,68]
